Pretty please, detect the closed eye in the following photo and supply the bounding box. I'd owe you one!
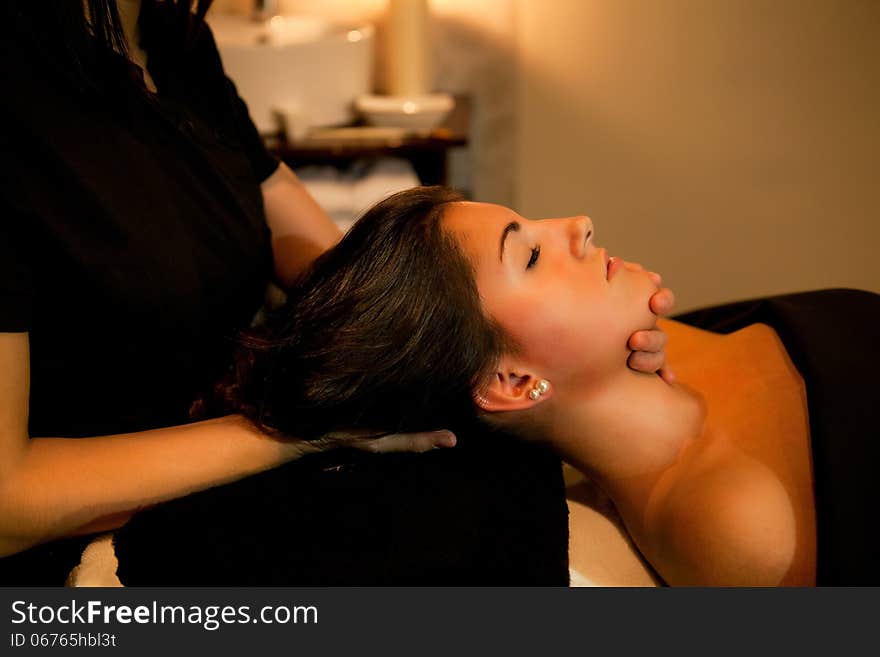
[527,245,541,269]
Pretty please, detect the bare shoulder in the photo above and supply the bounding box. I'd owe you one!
[653,454,797,586]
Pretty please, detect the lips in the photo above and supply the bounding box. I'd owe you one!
[607,256,624,280]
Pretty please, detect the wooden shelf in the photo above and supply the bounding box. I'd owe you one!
[263,95,470,186]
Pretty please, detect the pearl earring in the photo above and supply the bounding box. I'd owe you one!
[528,379,550,401]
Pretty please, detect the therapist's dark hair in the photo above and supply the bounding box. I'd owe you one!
[1,0,213,95]
[208,186,517,440]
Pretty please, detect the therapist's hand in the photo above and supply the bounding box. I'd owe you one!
[301,428,457,455]
[625,263,677,384]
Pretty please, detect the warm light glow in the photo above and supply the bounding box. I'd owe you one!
[346,29,363,42]
[402,101,417,114]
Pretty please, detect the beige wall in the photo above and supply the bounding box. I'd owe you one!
[515,0,880,312]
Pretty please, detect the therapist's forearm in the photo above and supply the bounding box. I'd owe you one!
[261,162,343,287]
[0,415,303,557]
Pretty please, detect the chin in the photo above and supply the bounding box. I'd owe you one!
[624,278,659,331]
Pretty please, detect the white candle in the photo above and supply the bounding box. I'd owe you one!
[385,0,430,97]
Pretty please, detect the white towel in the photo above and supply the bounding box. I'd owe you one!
[65,533,123,587]
[295,158,421,231]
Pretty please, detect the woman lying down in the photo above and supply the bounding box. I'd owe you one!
[113,187,878,586]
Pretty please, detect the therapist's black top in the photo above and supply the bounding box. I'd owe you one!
[0,9,275,584]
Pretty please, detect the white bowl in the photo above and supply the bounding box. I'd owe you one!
[355,93,455,131]
[209,15,375,133]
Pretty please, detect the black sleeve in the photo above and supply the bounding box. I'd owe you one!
[195,22,281,183]
[0,200,33,332]
[221,74,281,183]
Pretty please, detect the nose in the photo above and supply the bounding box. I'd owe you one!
[567,215,593,258]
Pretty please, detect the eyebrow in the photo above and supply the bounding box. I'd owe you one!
[499,221,520,262]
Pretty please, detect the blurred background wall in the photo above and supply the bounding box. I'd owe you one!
[213,0,879,312]
[515,0,879,311]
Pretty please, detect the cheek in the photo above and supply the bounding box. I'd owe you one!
[494,289,629,379]
[545,310,630,381]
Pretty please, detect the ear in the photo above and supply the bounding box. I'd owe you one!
[474,360,552,413]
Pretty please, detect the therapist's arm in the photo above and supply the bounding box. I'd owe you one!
[0,333,455,557]
[261,162,343,287]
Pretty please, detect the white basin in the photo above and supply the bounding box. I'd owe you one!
[207,14,375,134]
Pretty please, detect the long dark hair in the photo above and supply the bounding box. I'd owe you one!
[0,1,213,95]
[206,187,517,440]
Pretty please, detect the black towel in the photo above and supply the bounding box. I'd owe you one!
[113,424,570,585]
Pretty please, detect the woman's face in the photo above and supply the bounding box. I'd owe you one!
[443,202,659,390]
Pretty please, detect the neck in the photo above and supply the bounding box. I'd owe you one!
[545,368,707,519]
[115,1,157,92]
[116,0,143,53]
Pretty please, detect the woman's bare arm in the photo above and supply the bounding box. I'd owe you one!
[651,458,797,586]
[0,332,455,558]
[261,162,343,287]
[0,332,308,557]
